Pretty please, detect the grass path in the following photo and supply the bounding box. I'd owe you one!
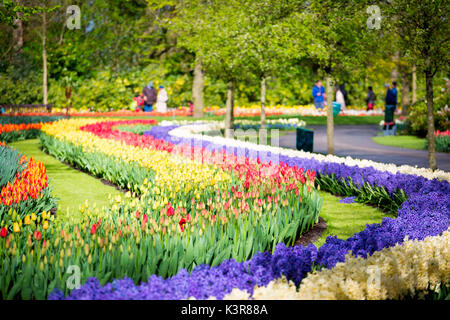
[313,191,392,247]
[372,135,426,150]
[9,139,121,215]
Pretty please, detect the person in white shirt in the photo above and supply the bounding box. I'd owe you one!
[155,86,169,113]
[335,86,346,110]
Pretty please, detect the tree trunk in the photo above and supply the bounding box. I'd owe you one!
[325,75,334,155]
[224,80,235,138]
[411,65,417,104]
[425,67,436,170]
[12,0,23,53]
[401,69,410,115]
[391,51,399,82]
[43,11,48,105]
[192,58,204,118]
[260,75,266,130]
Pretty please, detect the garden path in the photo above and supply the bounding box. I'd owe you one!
[279,125,450,171]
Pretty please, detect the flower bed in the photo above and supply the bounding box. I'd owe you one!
[0,144,56,233]
[426,130,450,153]
[0,123,44,143]
[223,229,450,300]
[0,118,323,299]
[48,120,449,300]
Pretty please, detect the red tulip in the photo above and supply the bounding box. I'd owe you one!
[90,224,97,235]
[179,218,186,232]
[136,210,140,218]
[0,227,7,238]
[34,230,42,241]
[142,214,148,224]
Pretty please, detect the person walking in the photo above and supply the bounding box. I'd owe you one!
[384,83,396,125]
[366,86,376,111]
[391,81,398,110]
[155,85,168,113]
[312,80,326,111]
[142,81,157,112]
[339,84,349,107]
[335,85,346,110]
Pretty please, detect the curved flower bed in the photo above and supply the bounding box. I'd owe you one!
[223,229,450,300]
[0,118,324,299]
[48,121,449,300]
[0,123,44,143]
[0,144,56,232]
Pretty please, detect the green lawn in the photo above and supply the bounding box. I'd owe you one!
[372,135,426,150]
[8,139,122,215]
[313,191,393,247]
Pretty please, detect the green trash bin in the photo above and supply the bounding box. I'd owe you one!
[332,102,341,117]
[296,127,314,152]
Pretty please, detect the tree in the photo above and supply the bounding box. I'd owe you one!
[0,0,48,25]
[386,0,449,170]
[290,0,378,154]
[149,0,205,117]
[234,0,307,129]
[157,0,249,132]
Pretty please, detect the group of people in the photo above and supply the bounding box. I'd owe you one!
[136,81,169,112]
[311,80,398,115]
[312,80,349,111]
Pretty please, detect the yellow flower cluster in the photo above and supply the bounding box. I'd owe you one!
[41,118,231,198]
[222,229,450,300]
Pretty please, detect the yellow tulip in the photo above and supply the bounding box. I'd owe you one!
[24,215,31,225]
[43,220,49,230]
[13,222,20,233]
[31,212,37,221]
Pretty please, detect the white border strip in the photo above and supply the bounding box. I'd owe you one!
[167,123,450,182]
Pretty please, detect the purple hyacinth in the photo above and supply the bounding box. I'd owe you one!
[49,124,450,300]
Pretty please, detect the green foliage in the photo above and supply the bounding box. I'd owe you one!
[0,73,43,105]
[0,129,41,144]
[0,145,25,188]
[425,134,450,153]
[0,0,59,26]
[408,98,449,137]
[317,174,406,215]
[0,116,65,125]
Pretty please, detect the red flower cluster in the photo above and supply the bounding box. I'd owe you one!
[0,156,49,206]
[80,120,174,153]
[0,123,43,134]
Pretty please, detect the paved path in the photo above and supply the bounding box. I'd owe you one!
[279,125,450,172]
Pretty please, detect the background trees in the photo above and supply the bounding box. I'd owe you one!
[384,0,449,169]
[0,0,448,168]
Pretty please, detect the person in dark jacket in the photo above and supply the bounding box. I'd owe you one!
[142,82,157,112]
[384,83,397,125]
[366,86,376,111]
